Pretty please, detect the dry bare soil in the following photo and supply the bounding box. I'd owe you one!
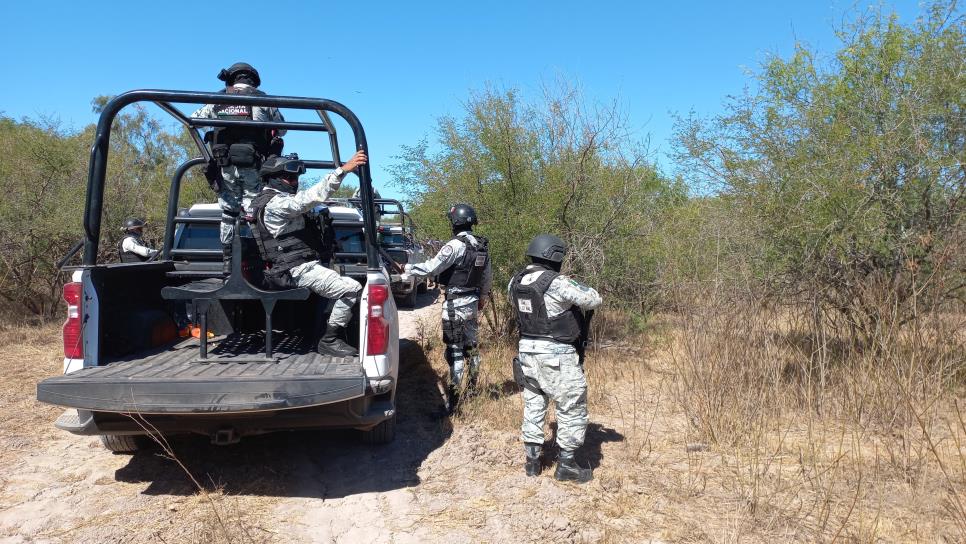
[1,291,964,543]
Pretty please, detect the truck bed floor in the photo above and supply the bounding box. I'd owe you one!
[37,332,365,414]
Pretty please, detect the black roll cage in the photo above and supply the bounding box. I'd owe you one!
[81,89,381,269]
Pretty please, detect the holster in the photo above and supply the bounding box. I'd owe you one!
[211,144,231,167]
[204,158,224,192]
[442,317,464,345]
[264,269,297,290]
[512,356,525,387]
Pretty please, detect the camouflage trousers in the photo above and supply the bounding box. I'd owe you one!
[290,261,362,328]
[218,165,262,244]
[519,349,588,452]
[441,296,480,389]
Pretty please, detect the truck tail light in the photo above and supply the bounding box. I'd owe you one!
[62,282,83,359]
[367,284,390,355]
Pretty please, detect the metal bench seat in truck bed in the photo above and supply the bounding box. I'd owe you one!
[37,332,365,414]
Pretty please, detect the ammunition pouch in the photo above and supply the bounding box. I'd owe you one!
[228,143,258,168]
[212,144,231,167]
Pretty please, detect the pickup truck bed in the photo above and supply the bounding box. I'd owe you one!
[37,332,364,414]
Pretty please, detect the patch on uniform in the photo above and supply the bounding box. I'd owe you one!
[570,279,580,286]
[517,298,533,313]
[474,255,486,267]
[439,245,454,258]
[215,105,252,118]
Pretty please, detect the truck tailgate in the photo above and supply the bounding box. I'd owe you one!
[37,333,365,414]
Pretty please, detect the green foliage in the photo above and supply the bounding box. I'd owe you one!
[674,2,965,339]
[0,100,212,319]
[391,86,683,318]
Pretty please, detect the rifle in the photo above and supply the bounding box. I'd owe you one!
[576,310,595,366]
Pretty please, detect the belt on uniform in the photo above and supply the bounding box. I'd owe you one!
[444,289,479,301]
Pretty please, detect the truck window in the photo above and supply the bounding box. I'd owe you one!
[335,227,366,253]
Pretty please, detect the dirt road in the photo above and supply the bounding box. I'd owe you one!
[0,291,634,544]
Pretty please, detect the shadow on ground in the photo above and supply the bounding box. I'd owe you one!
[543,422,625,470]
[395,288,440,311]
[114,339,451,499]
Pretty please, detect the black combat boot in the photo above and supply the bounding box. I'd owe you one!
[317,325,358,357]
[524,443,542,477]
[554,451,593,483]
[447,384,460,414]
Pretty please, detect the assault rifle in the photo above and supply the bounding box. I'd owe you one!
[576,310,595,366]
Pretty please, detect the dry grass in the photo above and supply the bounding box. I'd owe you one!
[437,297,966,543]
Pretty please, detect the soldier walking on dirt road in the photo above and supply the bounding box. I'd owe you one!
[402,204,492,413]
[508,234,601,483]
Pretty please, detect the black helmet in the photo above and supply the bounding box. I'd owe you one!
[121,217,146,232]
[261,154,305,194]
[217,62,261,87]
[447,204,478,229]
[260,154,305,179]
[526,234,567,264]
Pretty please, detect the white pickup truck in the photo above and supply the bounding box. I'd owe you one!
[37,90,399,451]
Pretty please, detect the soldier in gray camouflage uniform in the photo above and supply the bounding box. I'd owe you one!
[192,62,285,274]
[403,204,492,413]
[509,234,601,482]
[249,152,368,356]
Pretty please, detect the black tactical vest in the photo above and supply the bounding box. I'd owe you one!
[249,190,334,277]
[118,235,149,263]
[208,86,271,158]
[438,234,489,290]
[510,266,583,344]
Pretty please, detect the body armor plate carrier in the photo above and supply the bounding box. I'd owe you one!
[118,236,149,263]
[510,266,582,344]
[438,235,489,290]
[249,190,335,284]
[207,86,272,167]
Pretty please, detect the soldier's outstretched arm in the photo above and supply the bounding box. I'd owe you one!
[407,240,462,278]
[268,151,367,217]
[551,276,603,311]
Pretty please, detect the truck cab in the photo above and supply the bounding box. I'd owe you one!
[38,90,399,450]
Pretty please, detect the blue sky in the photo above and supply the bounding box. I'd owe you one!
[0,0,926,199]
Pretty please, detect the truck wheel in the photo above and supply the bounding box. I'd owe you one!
[100,434,143,454]
[361,414,396,444]
[417,280,428,294]
[403,289,417,308]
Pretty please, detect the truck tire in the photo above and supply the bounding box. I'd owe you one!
[361,414,396,444]
[417,280,428,294]
[100,434,142,453]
